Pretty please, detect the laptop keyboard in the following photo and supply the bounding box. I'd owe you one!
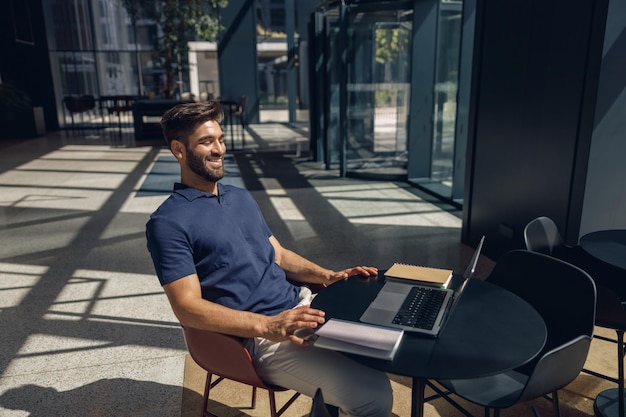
[392,286,446,330]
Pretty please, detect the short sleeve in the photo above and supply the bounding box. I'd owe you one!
[146,215,197,286]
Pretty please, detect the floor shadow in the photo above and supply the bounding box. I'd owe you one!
[0,378,197,416]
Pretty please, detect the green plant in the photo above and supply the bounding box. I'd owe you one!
[0,82,32,123]
[120,0,227,98]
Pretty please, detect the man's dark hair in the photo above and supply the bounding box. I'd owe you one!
[160,101,224,147]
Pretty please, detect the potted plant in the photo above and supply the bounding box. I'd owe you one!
[0,81,46,139]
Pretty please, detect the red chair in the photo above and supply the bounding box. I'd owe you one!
[182,326,301,417]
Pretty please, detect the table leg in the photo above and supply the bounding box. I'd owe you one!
[595,389,626,417]
[595,330,625,417]
[412,377,425,417]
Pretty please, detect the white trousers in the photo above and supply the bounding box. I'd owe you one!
[247,287,393,417]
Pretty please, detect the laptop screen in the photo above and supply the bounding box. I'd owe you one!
[462,235,485,279]
[451,235,485,306]
[434,236,485,335]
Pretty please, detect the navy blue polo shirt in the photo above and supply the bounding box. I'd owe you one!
[146,182,300,316]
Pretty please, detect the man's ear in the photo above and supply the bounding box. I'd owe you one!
[171,139,185,160]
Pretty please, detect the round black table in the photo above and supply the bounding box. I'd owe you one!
[311,274,547,417]
[580,230,626,417]
[580,230,626,272]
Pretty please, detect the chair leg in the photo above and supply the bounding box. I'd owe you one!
[239,116,245,149]
[269,391,278,417]
[271,390,302,417]
[199,371,299,417]
[551,390,560,417]
[201,373,211,417]
[202,373,224,417]
[117,112,123,140]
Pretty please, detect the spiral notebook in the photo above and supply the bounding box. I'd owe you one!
[360,236,485,337]
[384,263,453,288]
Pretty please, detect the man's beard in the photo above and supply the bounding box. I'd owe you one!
[186,147,225,183]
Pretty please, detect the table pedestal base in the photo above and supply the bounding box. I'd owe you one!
[595,388,626,417]
[412,378,425,417]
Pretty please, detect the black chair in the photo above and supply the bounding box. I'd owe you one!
[523,216,572,256]
[219,96,247,150]
[233,95,247,134]
[524,216,626,417]
[100,95,135,141]
[62,95,97,130]
[436,250,596,417]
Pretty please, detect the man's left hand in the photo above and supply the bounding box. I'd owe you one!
[329,266,378,283]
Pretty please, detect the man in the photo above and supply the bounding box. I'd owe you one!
[146,101,393,416]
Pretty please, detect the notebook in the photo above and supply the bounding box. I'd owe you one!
[297,318,404,360]
[384,263,453,288]
[359,236,485,337]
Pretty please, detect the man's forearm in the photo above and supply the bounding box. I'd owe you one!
[165,284,268,338]
[167,290,325,343]
[278,248,333,284]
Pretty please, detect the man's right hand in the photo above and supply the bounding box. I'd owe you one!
[262,305,326,344]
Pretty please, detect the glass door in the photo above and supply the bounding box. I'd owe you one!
[345,10,413,179]
[406,0,465,203]
[430,1,463,191]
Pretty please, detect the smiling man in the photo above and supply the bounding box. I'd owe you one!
[145,101,392,417]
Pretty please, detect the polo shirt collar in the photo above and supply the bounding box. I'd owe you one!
[173,182,229,201]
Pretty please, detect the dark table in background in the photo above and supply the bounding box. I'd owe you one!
[132,99,191,141]
[579,230,626,417]
[580,230,626,272]
[311,274,547,417]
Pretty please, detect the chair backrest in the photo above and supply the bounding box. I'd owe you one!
[63,95,96,113]
[520,334,592,402]
[182,326,270,389]
[487,250,596,404]
[79,95,96,110]
[523,216,565,255]
[486,250,596,353]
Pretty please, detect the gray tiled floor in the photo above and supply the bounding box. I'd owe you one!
[0,123,473,416]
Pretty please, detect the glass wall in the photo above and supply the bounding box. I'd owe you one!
[428,0,463,196]
[324,8,342,167]
[43,0,193,129]
[43,0,302,129]
[313,0,467,204]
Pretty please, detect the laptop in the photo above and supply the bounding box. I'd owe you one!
[360,236,485,337]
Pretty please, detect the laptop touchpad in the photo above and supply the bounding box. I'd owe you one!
[370,289,407,311]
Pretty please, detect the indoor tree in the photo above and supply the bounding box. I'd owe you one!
[120,0,227,98]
